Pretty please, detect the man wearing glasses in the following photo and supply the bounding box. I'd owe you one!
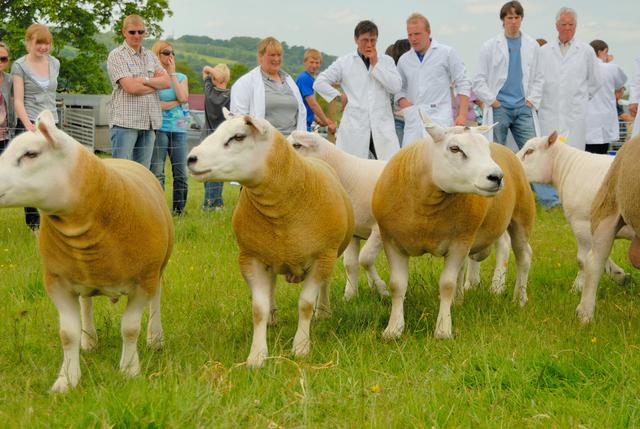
[107,14,170,168]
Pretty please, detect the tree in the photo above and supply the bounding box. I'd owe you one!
[0,0,172,94]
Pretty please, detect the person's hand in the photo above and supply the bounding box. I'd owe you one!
[455,114,467,126]
[491,100,501,108]
[398,98,412,109]
[368,46,378,67]
[166,56,176,74]
[340,93,348,109]
[630,103,638,117]
[525,100,533,108]
[25,121,36,132]
[327,120,337,135]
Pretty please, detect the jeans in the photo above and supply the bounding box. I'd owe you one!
[14,119,40,230]
[394,118,405,147]
[151,131,189,214]
[203,182,224,209]
[493,105,560,208]
[110,126,155,169]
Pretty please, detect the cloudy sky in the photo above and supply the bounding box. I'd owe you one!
[161,0,639,79]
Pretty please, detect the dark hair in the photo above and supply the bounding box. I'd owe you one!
[354,20,378,38]
[590,39,608,56]
[385,39,410,65]
[500,1,524,20]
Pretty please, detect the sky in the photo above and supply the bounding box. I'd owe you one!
[161,0,639,81]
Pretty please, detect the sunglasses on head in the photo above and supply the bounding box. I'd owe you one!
[160,50,174,56]
[127,29,146,35]
[0,56,8,63]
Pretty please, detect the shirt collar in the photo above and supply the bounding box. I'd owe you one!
[122,42,143,56]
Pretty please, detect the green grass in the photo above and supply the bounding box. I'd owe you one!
[1,177,639,428]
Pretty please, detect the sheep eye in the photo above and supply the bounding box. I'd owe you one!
[525,149,534,156]
[292,143,302,149]
[233,134,246,142]
[449,145,461,154]
[18,151,40,164]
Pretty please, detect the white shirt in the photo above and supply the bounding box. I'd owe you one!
[586,59,627,144]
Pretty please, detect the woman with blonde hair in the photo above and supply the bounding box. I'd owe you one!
[230,37,306,134]
[149,40,190,215]
[12,23,60,231]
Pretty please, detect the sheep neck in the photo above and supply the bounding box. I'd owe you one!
[550,143,585,202]
[319,147,361,194]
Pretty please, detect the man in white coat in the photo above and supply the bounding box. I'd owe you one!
[536,7,601,151]
[585,40,627,154]
[629,55,640,138]
[395,13,471,147]
[473,1,558,207]
[313,20,402,160]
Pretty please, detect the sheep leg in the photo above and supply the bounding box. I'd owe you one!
[577,215,620,323]
[434,247,467,339]
[382,241,409,339]
[240,257,275,368]
[491,232,511,294]
[119,288,148,377]
[456,259,468,304]
[79,296,97,351]
[316,280,331,320]
[49,281,82,393]
[360,226,388,297]
[343,237,360,301]
[293,254,335,357]
[268,281,277,326]
[508,223,532,307]
[146,280,164,350]
[572,226,592,293]
[605,258,630,286]
[464,258,480,291]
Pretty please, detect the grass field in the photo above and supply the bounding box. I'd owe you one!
[0,178,639,428]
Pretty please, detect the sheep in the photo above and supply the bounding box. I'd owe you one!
[0,110,174,393]
[576,134,640,323]
[187,112,354,368]
[517,132,634,292]
[286,130,388,300]
[372,123,535,339]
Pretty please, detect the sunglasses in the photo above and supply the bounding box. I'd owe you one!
[127,29,146,35]
[160,50,174,56]
[0,56,8,63]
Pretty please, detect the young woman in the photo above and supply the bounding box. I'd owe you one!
[12,23,60,231]
[149,41,189,215]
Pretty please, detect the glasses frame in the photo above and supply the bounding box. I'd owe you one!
[127,29,146,35]
[0,56,9,63]
[160,50,175,57]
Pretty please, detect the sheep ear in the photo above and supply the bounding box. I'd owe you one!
[36,110,60,148]
[243,115,267,135]
[474,122,498,134]
[425,123,448,143]
[547,131,558,146]
[290,131,317,148]
[222,107,234,120]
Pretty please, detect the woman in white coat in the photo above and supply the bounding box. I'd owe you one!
[630,55,640,138]
[314,20,402,160]
[231,37,306,135]
[585,40,627,154]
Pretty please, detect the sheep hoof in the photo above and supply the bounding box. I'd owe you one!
[490,281,506,295]
[292,339,310,357]
[268,309,278,326]
[315,306,331,320]
[575,304,594,324]
[146,333,164,351]
[343,287,357,301]
[81,332,97,351]
[382,323,404,339]
[246,352,267,369]
[120,362,140,378]
[50,376,76,393]
[612,272,632,286]
[375,281,390,297]
[434,328,452,340]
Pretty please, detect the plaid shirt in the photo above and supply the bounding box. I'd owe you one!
[107,43,164,129]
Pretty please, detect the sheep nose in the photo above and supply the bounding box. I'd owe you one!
[187,155,198,165]
[487,173,503,187]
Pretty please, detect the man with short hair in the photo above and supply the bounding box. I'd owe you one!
[295,49,335,133]
[396,13,471,146]
[107,15,171,168]
[536,7,601,151]
[314,20,402,160]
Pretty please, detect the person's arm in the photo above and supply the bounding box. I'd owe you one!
[526,44,544,109]
[160,100,180,110]
[395,56,413,109]
[472,41,497,108]
[370,54,402,95]
[118,76,157,95]
[144,68,171,90]
[12,75,35,131]
[230,74,251,115]
[630,57,640,117]
[449,50,472,125]
[163,55,188,103]
[313,59,343,103]
[586,48,602,100]
[304,95,336,132]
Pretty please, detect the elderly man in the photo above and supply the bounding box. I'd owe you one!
[314,20,402,160]
[396,13,471,146]
[107,15,170,168]
[536,7,601,151]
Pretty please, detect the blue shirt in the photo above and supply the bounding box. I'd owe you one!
[295,70,315,130]
[159,72,188,133]
[497,36,525,109]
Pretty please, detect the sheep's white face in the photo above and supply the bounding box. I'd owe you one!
[427,125,504,196]
[0,110,77,212]
[187,114,273,185]
[516,133,558,185]
[287,131,330,160]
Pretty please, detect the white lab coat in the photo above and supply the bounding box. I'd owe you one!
[395,40,471,146]
[230,66,307,133]
[586,59,627,144]
[472,32,544,142]
[630,56,640,138]
[314,52,401,160]
[536,39,602,150]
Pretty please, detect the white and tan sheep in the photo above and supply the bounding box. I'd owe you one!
[187,113,354,368]
[372,124,535,339]
[576,134,640,322]
[287,131,388,300]
[0,111,173,393]
[517,132,634,291]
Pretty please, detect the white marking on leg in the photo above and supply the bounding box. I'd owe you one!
[343,237,360,300]
[146,280,164,350]
[119,289,149,377]
[293,276,321,357]
[360,227,388,296]
[435,248,467,339]
[80,296,97,351]
[242,259,274,368]
[382,241,409,339]
[49,284,81,393]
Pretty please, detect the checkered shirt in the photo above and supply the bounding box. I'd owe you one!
[107,43,164,130]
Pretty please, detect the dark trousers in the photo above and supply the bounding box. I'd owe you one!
[15,119,40,230]
[585,143,610,155]
[369,133,377,160]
